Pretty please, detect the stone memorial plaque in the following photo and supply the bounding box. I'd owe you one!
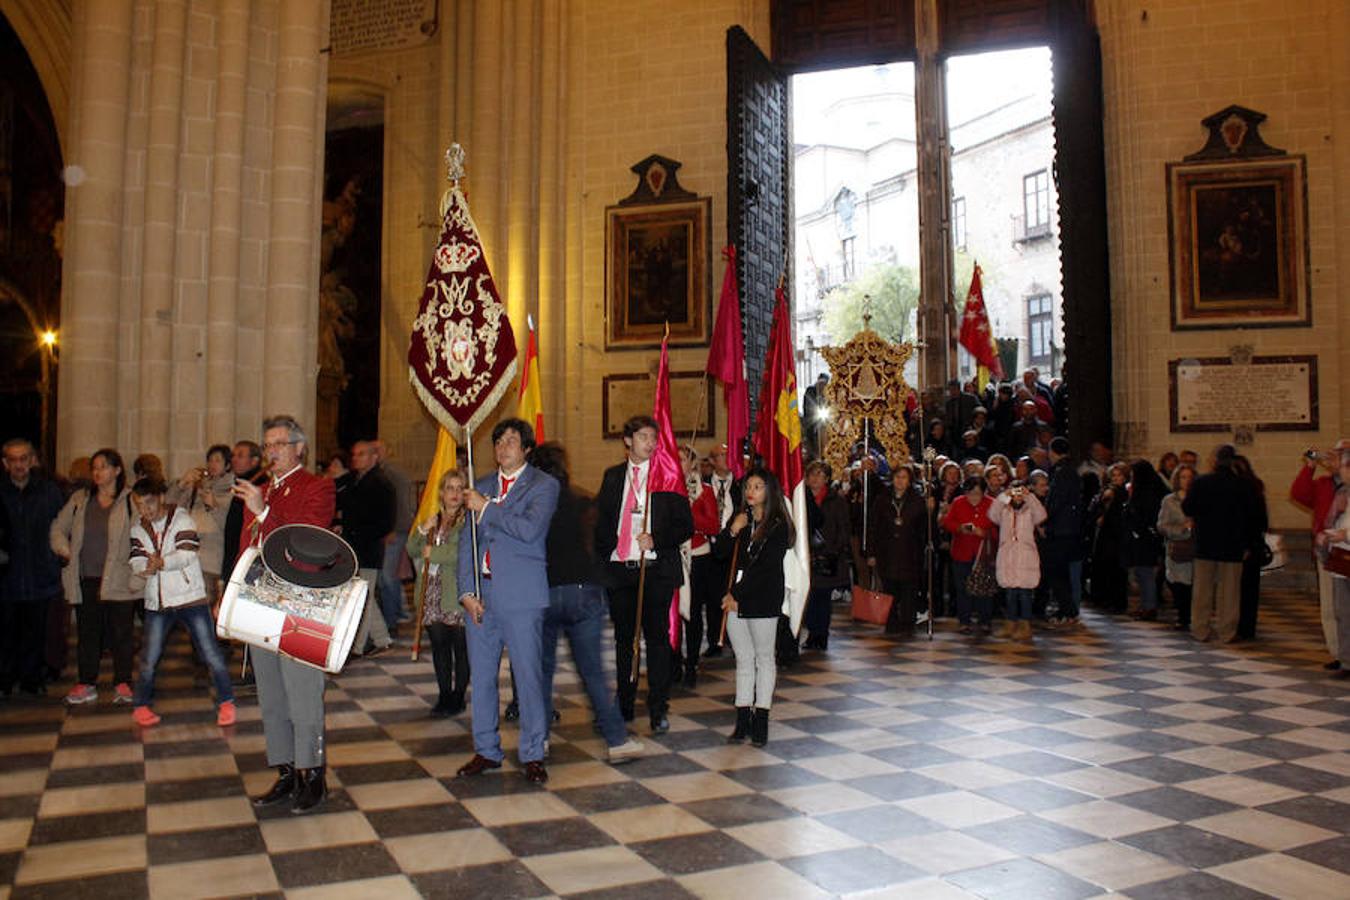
[602,371,714,439]
[1169,354,1317,432]
[330,0,434,56]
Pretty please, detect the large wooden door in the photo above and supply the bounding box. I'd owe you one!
[726,25,790,429]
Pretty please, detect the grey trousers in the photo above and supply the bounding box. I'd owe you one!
[726,612,778,709]
[1333,575,1350,667]
[253,646,326,768]
[1191,558,1242,642]
[352,568,391,653]
[1319,561,1339,658]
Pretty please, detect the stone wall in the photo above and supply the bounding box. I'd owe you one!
[1098,0,1350,527]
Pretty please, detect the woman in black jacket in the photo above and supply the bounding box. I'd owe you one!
[802,462,850,650]
[721,467,792,747]
[1122,459,1166,620]
[864,464,930,637]
[1087,463,1129,613]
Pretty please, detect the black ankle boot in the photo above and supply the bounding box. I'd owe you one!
[252,763,297,807]
[727,707,752,744]
[750,708,769,747]
[291,766,327,815]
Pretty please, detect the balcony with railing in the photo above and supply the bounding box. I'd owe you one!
[1012,213,1052,244]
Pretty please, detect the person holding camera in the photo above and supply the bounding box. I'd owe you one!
[990,480,1046,641]
[941,475,997,635]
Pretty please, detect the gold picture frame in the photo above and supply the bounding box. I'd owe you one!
[605,197,711,349]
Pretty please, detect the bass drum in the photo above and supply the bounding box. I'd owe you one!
[217,547,367,674]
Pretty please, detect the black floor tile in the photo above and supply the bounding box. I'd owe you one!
[782,846,926,894]
[146,823,267,865]
[270,841,401,888]
[411,860,551,899]
[1119,824,1266,868]
[491,816,615,857]
[630,831,763,875]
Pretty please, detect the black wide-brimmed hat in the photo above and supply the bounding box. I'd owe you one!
[261,524,358,589]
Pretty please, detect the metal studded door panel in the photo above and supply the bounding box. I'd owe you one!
[726,25,790,429]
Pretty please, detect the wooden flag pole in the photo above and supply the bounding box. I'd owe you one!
[411,555,430,660]
[630,482,653,683]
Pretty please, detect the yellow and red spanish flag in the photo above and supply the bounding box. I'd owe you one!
[753,284,811,635]
[517,316,545,442]
[958,262,1003,391]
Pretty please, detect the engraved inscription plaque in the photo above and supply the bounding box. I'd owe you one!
[1169,355,1317,433]
[602,371,715,440]
[330,0,434,55]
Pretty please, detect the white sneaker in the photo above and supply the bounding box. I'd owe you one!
[607,737,644,764]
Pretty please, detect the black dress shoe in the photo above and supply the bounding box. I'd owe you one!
[429,701,452,719]
[503,700,520,722]
[456,754,503,777]
[252,764,297,807]
[704,645,723,658]
[683,669,698,689]
[523,760,548,783]
[650,714,670,735]
[291,766,327,815]
[1325,660,1342,671]
[447,695,467,715]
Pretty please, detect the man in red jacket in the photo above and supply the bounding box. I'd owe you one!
[1291,440,1350,669]
[233,415,337,814]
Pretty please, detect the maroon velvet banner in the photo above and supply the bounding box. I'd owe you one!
[408,185,518,442]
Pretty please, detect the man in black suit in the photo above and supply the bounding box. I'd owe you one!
[595,415,693,734]
[341,441,394,655]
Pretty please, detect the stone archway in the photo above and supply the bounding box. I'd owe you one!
[0,8,64,464]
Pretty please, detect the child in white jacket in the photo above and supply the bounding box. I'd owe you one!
[990,483,1047,642]
[128,477,236,727]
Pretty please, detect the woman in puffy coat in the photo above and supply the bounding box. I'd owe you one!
[50,448,140,705]
[989,482,1046,642]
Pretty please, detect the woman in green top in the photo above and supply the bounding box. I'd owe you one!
[408,469,468,717]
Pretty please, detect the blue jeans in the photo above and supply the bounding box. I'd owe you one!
[1006,588,1034,621]
[1133,565,1159,611]
[379,535,408,629]
[543,584,627,747]
[133,606,234,707]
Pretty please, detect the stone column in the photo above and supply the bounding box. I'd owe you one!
[57,0,134,462]
[264,0,327,427]
[136,0,188,460]
[913,0,952,402]
[205,0,251,441]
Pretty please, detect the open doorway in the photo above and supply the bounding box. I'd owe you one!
[789,45,1066,459]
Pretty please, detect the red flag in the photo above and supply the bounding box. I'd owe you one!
[958,263,1003,379]
[706,246,749,478]
[408,153,518,442]
[754,285,811,634]
[649,333,686,496]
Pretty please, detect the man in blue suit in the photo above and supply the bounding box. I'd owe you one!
[455,418,559,784]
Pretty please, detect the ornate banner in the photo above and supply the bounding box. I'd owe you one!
[819,327,913,473]
[408,147,518,442]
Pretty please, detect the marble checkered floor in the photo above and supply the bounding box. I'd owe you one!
[2,593,1349,899]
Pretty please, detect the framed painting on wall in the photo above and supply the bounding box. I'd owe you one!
[1166,107,1310,330]
[605,197,712,349]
